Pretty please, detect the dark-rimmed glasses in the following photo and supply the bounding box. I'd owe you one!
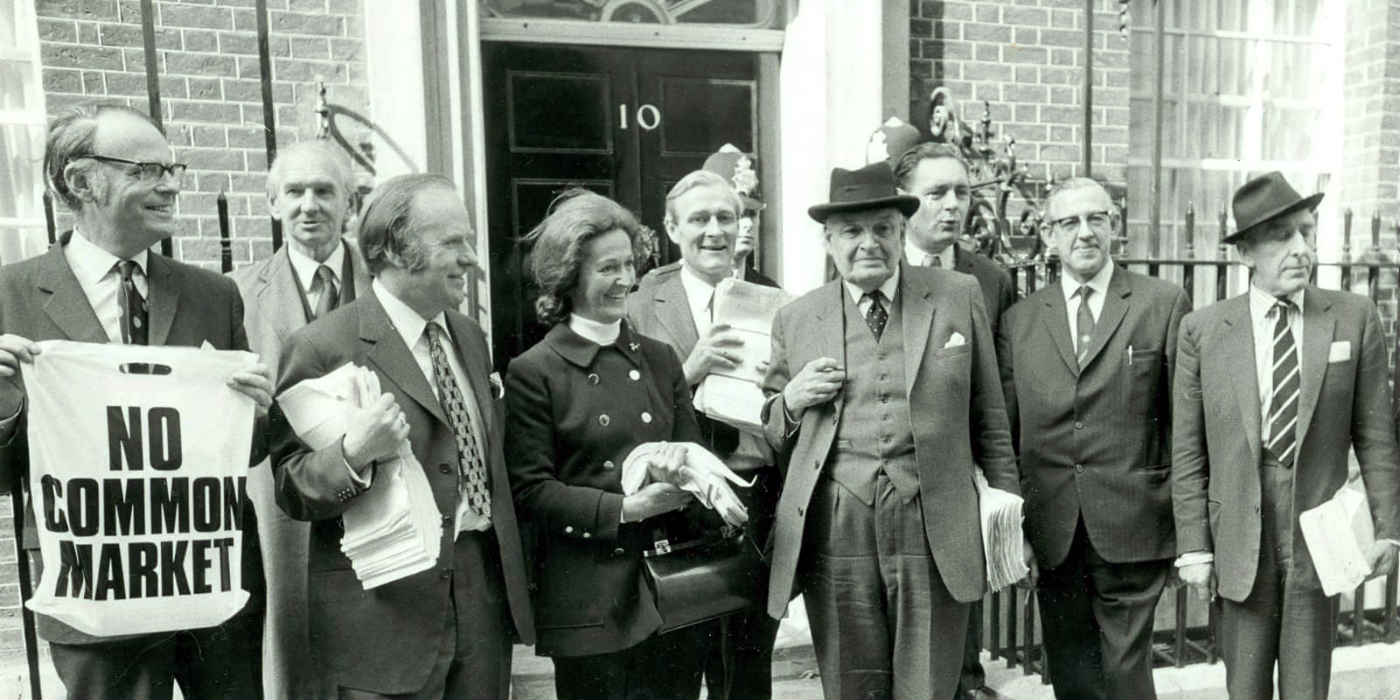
[1050,210,1112,236]
[80,155,188,183]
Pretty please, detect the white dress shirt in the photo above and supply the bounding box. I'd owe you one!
[372,279,491,534]
[843,268,901,318]
[1060,262,1114,352]
[568,313,621,346]
[904,238,956,270]
[1248,284,1304,440]
[679,263,719,337]
[287,241,345,312]
[64,229,150,344]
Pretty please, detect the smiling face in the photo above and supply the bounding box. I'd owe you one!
[1045,183,1117,283]
[570,228,636,324]
[390,187,477,317]
[824,207,905,291]
[269,150,352,262]
[1238,207,1316,297]
[666,182,738,284]
[77,111,180,253]
[902,155,969,255]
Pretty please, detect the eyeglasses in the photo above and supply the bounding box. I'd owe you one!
[81,155,188,183]
[1050,211,1113,236]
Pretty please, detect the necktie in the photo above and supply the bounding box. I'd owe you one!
[1075,285,1095,366]
[1266,300,1300,468]
[927,253,942,268]
[312,264,338,319]
[863,290,888,341]
[116,260,147,345]
[425,323,491,520]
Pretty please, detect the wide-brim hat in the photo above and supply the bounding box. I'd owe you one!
[702,144,764,212]
[808,161,920,223]
[1224,171,1324,244]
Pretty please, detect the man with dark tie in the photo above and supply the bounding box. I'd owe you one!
[1174,172,1400,699]
[231,139,372,699]
[269,174,533,699]
[761,161,1018,699]
[0,104,274,699]
[997,177,1190,699]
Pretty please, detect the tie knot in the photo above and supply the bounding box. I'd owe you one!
[864,290,885,304]
[117,260,141,282]
[314,264,335,287]
[425,321,445,344]
[1077,285,1093,300]
[1274,298,1296,313]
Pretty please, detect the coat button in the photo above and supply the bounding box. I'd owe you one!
[614,547,625,555]
[641,412,652,424]
[441,514,451,525]
[583,532,592,539]
[598,414,611,427]
[587,373,600,385]
[629,369,641,381]
[813,459,821,471]
[797,507,804,517]
[1074,421,1084,430]
[565,525,574,534]
[439,463,452,474]
[603,460,615,469]
[439,569,451,580]
[1074,463,1084,473]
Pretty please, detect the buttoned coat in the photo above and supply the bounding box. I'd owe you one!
[997,267,1190,567]
[504,321,703,657]
[268,291,534,694]
[1173,286,1400,600]
[760,264,1018,616]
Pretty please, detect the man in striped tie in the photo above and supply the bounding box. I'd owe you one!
[1173,171,1400,699]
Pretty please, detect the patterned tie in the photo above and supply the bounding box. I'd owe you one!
[116,260,147,345]
[863,290,888,341]
[424,323,491,520]
[1266,299,1300,468]
[312,264,338,319]
[1075,285,1095,366]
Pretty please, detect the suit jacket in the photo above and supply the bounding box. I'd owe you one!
[997,266,1190,567]
[0,232,265,645]
[906,246,1018,333]
[269,291,534,693]
[1173,286,1400,600]
[505,321,703,656]
[760,265,1018,615]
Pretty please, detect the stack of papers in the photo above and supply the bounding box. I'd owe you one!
[973,468,1028,592]
[1300,480,1375,596]
[277,364,442,589]
[693,278,792,431]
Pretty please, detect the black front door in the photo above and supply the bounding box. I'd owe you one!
[482,42,758,368]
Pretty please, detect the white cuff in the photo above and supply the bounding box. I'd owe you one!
[1174,551,1214,568]
[343,457,372,489]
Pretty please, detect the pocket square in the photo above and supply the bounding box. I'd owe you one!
[1328,341,1351,363]
[488,371,505,398]
[944,332,966,349]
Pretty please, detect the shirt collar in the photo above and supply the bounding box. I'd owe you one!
[904,238,954,269]
[372,278,446,351]
[287,240,345,290]
[844,267,901,306]
[1060,260,1114,302]
[1248,283,1304,324]
[568,313,621,346]
[67,227,149,286]
[679,262,720,315]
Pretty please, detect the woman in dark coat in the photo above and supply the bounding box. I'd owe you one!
[505,190,710,700]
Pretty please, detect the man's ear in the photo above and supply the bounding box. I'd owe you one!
[63,161,98,203]
[664,214,680,245]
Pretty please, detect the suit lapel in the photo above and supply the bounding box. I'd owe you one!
[359,293,449,426]
[37,242,108,343]
[145,253,180,346]
[1294,288,1334,453]
[346,238,373,299]
[901,266,936,393]
[447,312,495,431]
[1222,296,1262,461]
[258,248,309,346]
[652,273,701,356]
[1078,268,1130,371]
[1040,289,1079,376]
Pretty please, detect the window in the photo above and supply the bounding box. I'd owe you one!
[0,0,48,264]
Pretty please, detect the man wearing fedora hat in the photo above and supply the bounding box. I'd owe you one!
[1173,171,1400,698]
[760,161,1019,699]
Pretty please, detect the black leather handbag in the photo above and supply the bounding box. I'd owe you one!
[641,522,767,634]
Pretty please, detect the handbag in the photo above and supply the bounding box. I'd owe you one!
[641,523,767,634]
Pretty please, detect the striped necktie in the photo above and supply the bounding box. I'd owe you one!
[1265,299,1300,468]
[1075,285,1095,366]
[116,260,147,345]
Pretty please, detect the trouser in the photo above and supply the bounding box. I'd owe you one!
[552,624,707,700]
[802,474,967,700]
[1036,518,1170,700]
[703,604,781,700]
[247,456,315,699]
[1218,457,1334,700]
[954,599,986,696]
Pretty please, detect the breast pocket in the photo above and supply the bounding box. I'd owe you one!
[1125,347,1162,416]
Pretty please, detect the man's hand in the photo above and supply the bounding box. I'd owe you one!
[781,357,844,415]
[1015,537,1038,589]
[1366,542,1398,580]
[228,362,273,417]
[682,323,745,385]
[1179,562,1215,598]
[342,393,409,472]
[0,334,38,421]
[622,482,693,523]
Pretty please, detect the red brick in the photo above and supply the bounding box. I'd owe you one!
[963,61,1012,82]
[37,18,78,43]
[44,67,83,93]
[975,5,999,22]
[184,28,219,52]
[164,51,237,77]
[974,43,998,61]
[291,36,330,60]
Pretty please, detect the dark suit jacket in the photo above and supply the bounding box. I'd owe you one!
[997,266,1190,567]
[1173,286,1400,600]
[269,291,534,693]
[0,233,265,645]
[951,246,1016,333]
[760,265,1018,614]
[505,321,703,656]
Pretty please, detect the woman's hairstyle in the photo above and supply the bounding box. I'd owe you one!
[524,189,642,325]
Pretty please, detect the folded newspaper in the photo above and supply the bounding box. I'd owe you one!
[277,363,442,589]
[693,278,792,432]
[973,468,1028,592]
[1300,480,1376,596]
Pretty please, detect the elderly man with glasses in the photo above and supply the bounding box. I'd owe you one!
[995,177,1191,700]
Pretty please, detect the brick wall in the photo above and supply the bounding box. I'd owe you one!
[910,0,1131,192]
[35,0,369,270]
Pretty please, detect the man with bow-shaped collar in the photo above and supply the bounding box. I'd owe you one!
[1173,172,1400,699]
[997,178,1190,700]
[269,174,533,699]
[760,161,1018,700]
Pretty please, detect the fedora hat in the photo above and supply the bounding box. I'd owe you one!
[1224,171,1324,244]
[702,144,764,211]
[808,161,920,223]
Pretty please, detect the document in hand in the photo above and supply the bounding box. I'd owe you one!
[972,468,1028,592]
[1300,480,1375,596]
[693,278,792,431]
[277,364,442,589]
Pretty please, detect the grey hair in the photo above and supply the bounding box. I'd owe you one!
[357,173,457,275]
[45,103,164,211]
[663,170,741,225]
[265,140,356,204]
[1044,177,1113,216]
